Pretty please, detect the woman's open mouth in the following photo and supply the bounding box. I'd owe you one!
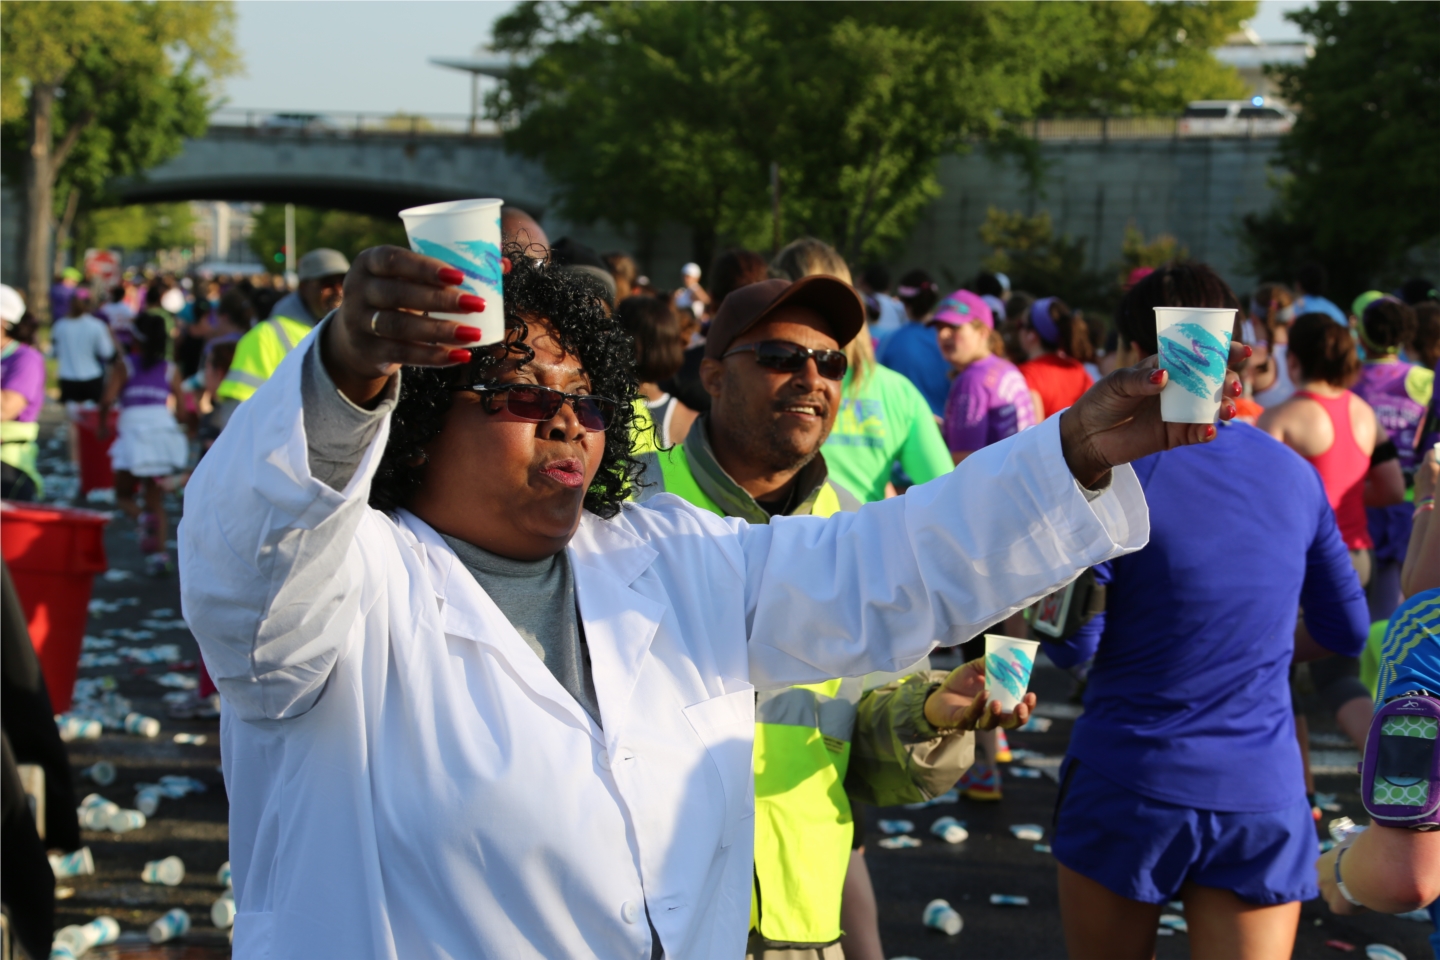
[539,458,586,489]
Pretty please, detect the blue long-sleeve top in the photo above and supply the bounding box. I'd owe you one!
[1046,421,1369,812]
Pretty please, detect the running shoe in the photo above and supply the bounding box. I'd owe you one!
[958,763,1002,802]
[994,728,1013,763]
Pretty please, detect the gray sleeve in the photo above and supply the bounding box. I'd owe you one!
[301,318,400,491]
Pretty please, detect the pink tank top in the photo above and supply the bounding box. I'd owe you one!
[1295,389,1372,550]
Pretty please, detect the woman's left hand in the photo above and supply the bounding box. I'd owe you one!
[924,658,1037,732]
[1059,344,1249,488]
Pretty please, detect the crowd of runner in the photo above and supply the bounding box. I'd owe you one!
[1,212,1437,960]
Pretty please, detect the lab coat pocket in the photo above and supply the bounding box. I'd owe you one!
[683,681,756,847]
[231,910,273,958]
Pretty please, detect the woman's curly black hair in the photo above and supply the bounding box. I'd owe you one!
[369,243,640,519]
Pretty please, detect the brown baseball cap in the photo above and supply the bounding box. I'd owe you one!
[703,276,866,360]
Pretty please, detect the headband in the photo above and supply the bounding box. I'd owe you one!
[1029,297,1060,346]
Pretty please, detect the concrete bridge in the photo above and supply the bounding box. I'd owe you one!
[2,109,1283,292]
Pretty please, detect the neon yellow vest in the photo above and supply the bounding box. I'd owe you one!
[0,420,41,494]
[653,443,850,946]
[631,397,660,455]
[215,315,314,402]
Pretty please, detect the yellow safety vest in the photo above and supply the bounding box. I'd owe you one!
[215,315,315,403]
[631,397,660,455]
[650,443,851,947]
[0,419,41,495]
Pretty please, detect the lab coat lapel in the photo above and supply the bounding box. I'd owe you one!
[394,510,603,740]
[568,512,663,727]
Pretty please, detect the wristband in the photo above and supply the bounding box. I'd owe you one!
[1334,845,1365,908]
[1416,500,1435,520]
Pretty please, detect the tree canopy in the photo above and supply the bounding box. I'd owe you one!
[1244,1,1440,295]
[248,205,410,274]
[1,1,237,313]
[490,1,1251,268]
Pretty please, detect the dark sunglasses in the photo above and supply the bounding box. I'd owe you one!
[469,383,618,431]
[721,340,848,381]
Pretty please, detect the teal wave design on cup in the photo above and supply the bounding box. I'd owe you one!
[410,236,504,290]
[1159,322,1231,399]
[986,647,1034,701]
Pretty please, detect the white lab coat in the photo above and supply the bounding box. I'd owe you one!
[179,340,1148,960]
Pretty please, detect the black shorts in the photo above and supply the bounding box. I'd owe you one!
[59,377,104,404]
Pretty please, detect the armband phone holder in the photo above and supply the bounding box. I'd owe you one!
[1361,689,1440,829]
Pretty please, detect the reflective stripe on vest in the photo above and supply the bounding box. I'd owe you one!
[216,315,312,402]
[651,443,852,946]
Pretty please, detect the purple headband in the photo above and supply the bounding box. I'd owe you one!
[1029,297,1060,345]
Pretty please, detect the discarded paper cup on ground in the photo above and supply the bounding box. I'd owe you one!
[1009,823,1045,842]
[48,846,94,878]
[123,712,160,737]
[79,795,120,830]
[984,635,1040,713]
[923,898,963,936]
[211,892,236,930]
[1155,307,1236,423]
[83,760,116,785]
[148,908,191,944]
[217,860,232,887]
[141,855,185,886]
[877,819,914,835]
[64,916,119,950]
[106,808,146,833]
[399,198,506,344]
[930,816,969,844]
[57,715,102,742]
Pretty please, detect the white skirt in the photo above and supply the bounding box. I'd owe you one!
[110,405,189,477]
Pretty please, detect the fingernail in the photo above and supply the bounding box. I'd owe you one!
[501,257,512,276]
[458,294,486,313]
[1205,424,1217,439]
[437,267,464,286]
[1149,369,1165,384]
[1224,403,1236,419]
[1231,380,1243,396]
[448,348,473,364]
[1244,344,1253,358]
[454,325,483,343]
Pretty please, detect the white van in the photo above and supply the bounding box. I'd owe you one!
[1179,100,1295,136]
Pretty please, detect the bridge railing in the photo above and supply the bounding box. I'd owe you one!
[207,108,501,138]
[205,109,1284,143]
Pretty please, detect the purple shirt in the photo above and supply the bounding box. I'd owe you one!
[1354,361,1428,474]
[1,342,46,423]
[120,356,172,408]
[942,353,1036,452]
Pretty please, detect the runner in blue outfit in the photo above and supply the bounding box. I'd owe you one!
[1044,263,1371,960]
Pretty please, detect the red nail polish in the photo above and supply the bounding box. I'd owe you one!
[437,267,464,286]
[1205,425,1217,439]
[1231,380,1243,396]
[1243,344,1253,358]
[501,257,512,276]
[454,325,483,343]
[448,348,473,364]
[458,294,486,313]
[1149,369,1166,384]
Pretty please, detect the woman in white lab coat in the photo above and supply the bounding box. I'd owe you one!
[180,245,1239,960]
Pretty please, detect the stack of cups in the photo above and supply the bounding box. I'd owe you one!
[1154,306,1236,423]
[148,908,191,944]
[141,855,185,886]
[398,199,507,346]
[984,635,1041,713]
[923,898,963,936]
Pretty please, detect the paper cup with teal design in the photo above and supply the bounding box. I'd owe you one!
[399,198,506,344]
[984,635,1040,713]
[1155,307,1236,423]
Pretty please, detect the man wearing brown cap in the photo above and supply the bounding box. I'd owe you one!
[636,276,1002,959]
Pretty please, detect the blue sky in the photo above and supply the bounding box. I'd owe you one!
[221,0,1314,116]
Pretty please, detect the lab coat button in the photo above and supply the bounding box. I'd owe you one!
[598,750,611,770]
[621,900,640,924]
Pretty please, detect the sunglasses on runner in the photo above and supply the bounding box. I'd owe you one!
[720,340,848,381]
[469,383,618,431]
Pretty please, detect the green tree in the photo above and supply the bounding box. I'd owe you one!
[980,208,1112,313]
[1243,1,1440,296]
[79,203,198,255]
[1039,1,1254,115]
[247,205,410,273]
[0,1,237,318]
[1118,223,1188,279]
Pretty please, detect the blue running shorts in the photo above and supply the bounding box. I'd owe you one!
[1051,757,1319,905]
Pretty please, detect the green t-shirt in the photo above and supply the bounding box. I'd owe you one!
[822,362,953,502]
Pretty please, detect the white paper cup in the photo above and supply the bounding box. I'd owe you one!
[1155,307,1236,423]
[984,635,1040,713]
[398,198,506,344]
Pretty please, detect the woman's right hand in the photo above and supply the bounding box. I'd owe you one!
[323,245,492,406]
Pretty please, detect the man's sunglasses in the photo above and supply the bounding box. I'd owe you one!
[721,340,848,381]
[469,383,618,431]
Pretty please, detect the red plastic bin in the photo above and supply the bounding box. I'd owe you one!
[74,408,118,494]
[1,501,110,712]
